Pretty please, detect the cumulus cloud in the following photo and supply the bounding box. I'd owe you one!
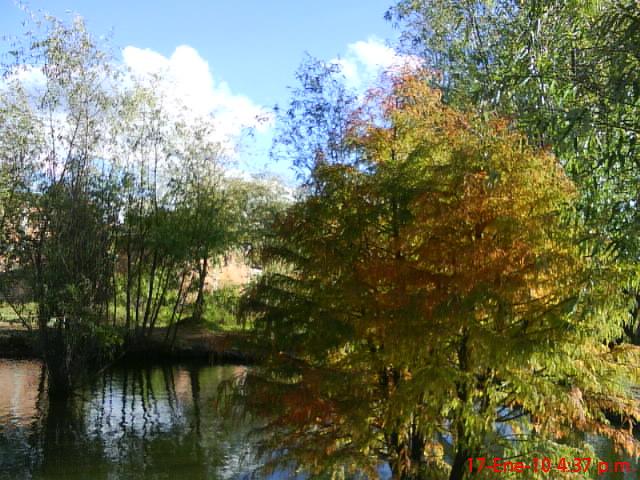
[330,37,423,91]
[12,65,47,90]
[122,45,273,149]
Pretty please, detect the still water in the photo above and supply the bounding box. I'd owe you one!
[0,359,634,479]
[0,359,273,480]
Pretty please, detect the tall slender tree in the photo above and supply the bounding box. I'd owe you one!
[1,15,122,395]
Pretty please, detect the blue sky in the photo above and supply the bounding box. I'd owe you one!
[1,0,404,183]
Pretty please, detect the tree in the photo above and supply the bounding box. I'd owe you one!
[1,14,122,396]
[271,55,358,182]
[240,69,640,479]
[167,121,233,324]
[1,12,275,392]
[386,0,640,340]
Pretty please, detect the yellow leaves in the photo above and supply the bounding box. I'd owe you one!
[246,65,640,477]
[592,423,640,457]
[349,83,580,317]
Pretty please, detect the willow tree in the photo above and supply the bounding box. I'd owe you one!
[387,0,640,341]
[241,69,640,479]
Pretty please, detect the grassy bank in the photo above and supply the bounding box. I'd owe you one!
[0,320,257,364]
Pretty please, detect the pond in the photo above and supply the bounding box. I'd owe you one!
[0,358,287,480]
[0,359,634,479]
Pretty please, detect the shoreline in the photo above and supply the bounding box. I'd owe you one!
[0,327,258,365]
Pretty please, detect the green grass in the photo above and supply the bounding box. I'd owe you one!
[198,286,253,332]
[0,301,37,327]
[0,282,253,333]
[107,283,253,333]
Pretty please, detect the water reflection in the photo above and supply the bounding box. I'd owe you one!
[1,359,633,479]
[0,359,42,424]
[0,359,260,480]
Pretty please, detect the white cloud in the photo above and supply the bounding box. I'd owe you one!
[331,37,423,91]
[122,45,273,149]
[13,65,47,90]
[349,39,400,72]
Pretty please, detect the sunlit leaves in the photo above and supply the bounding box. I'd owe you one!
[242,67,640,478]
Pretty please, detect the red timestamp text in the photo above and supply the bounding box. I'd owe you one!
[467,456,633,476]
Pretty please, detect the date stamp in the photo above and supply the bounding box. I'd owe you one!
[468,457,633,476]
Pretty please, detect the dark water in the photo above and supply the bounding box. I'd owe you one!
[0,359,273,480]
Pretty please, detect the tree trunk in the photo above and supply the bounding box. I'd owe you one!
[43,327,74,399]
[192,254,208,323]
[148,264,171,338]
[134,251,143,333]
[141,250,158,336]
[165,270,187,345]
[449,330,474,480]
[449,446,471,480]
[125,222,132,333]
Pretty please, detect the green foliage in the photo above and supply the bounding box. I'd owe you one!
[203,286,243,329]
[387,0,640,341]
[0,13,288,393]
[241,68,640,479]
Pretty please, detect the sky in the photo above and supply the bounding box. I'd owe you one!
[0,0,404,184]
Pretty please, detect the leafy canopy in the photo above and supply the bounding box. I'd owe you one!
[241,69,640,479]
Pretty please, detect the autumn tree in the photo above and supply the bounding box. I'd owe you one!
[386,0,640,341]
[240,69,640,479]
